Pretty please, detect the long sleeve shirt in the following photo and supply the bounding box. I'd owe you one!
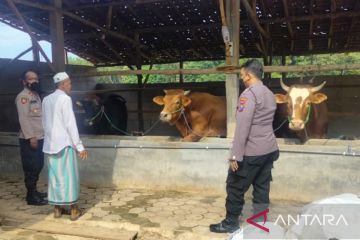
[42,89,84,154]
[15,88,44,140]
[230,80,278,161]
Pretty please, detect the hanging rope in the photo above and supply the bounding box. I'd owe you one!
[85,106,162,136]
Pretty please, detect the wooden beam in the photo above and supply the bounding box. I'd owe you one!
[65,50,68,64]
[135,32,144,132]
[99,37,125,61]
[308,0,314,51]
[5,0,360,29]
[282,0,294,52]
[59,63,360,78]
[259,34,267,56]
[64,23,221,40]
[135,0,169,4]
[11,0,144,48]
[32,39,39,63]
[219,0,232,65]
[106,5,113,30]
[240,44,246,54]
[281,52,286,79]
[240,0,270,39]
[309,18,313,51]
[226,0,240,138]
[0,46,33,72]
[6,0,55,72]
[328,0,336,49]
[50,0,66,72]
[142,63,153,86]
[231,0,240,65]
[344,0,360,49]
[63,0,168,9]
[179,61,184,83]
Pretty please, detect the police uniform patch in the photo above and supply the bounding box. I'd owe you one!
[237,97,247,112]
[239,97,248,104]
[21,97,28,104]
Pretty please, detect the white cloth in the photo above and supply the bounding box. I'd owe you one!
[42,89,84,154]
[53,72,69,83]
[285,193,360,239]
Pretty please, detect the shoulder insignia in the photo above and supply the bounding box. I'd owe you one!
[239,97,248,104]
[237,97,248,112]
[21,97,28,104]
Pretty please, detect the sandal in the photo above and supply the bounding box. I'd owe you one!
[54,206,71,218]
[70,207,85,221]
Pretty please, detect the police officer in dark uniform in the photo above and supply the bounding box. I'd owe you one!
[15,70,47,205]
[210,59,279,233]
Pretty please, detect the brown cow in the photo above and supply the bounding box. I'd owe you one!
[274,79,328,142]
[153,89,226,142]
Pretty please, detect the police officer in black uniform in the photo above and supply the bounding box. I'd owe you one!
[15,70,47,205]
[210,59,279,233]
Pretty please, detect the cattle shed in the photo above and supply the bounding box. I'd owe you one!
[0,0,360,201]
[1,0,360,136]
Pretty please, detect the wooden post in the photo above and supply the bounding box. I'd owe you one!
[219,0,232,65]
[179,61,184,84]
[135,33,144,132]
[263,55,269,80]
[281,52,286,79]
[49,0,65,72]
[32,39,40,64]
[65,50,68,65]
[226,0,240,138]
[268,41,273,80]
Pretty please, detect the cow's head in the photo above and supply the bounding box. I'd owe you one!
[74,95,101,126]
[275,79,327,131]
[153,89,191,125]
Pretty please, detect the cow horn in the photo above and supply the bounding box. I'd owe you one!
[280,78,290,92]
[163,89,168,94]
[308,76,315,84]
[310,81,326,92]
[184,90,191,96]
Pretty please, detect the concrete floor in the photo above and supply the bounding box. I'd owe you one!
[0,177,305,240]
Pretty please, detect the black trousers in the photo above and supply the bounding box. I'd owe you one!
[19,138,44,194]
[225,150,279,222]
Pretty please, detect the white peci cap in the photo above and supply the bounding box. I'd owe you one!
[53,72,70,83]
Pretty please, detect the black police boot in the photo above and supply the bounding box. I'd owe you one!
[35,190,47,199]
[209,218,240,233]
[26,192,48,206]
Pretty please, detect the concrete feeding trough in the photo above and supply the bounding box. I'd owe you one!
[0,132,359,202]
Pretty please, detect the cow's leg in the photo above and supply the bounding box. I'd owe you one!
[181,112,208,142]
[183,133,202,142]
[182,122,208,142]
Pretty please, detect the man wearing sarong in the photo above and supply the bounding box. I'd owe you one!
[42,72,88,221]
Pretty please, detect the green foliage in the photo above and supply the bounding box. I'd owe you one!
[67,56,93,66]
[68,52,360,84]
[282,53,360,78]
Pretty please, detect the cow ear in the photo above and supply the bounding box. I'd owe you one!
[153,96,164,105]
[182,96,192,107]
[275,94,288,104]
[310,93,327,104]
